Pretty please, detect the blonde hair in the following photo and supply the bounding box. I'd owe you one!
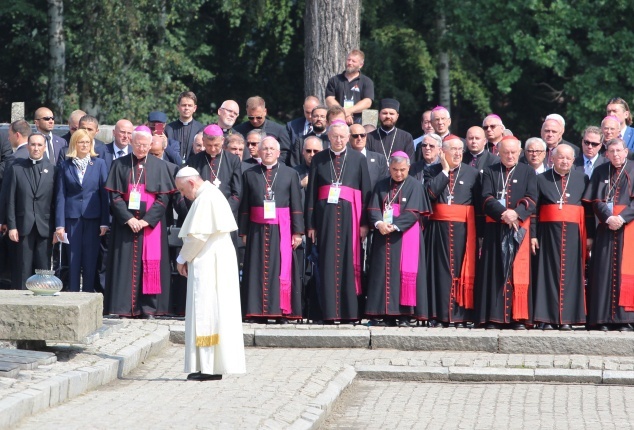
[66,129,97,158]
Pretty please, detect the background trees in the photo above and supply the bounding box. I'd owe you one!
[0,0,632,142]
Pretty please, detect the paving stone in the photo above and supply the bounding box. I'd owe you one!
[588,358,604,370]
[448,367,535,382]
[570,356,589,369]
[356,365,449,381]
[603,370,634,385]
[0,363,20,379]
[498,331,634,356]
[255,329,369,348]
[534,368,602,384]
[370,329,498,352]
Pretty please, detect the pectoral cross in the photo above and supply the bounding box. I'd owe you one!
[213,178,221,187]
[447,195,453,206]
[557,198,564,210]
[332,181,341,187]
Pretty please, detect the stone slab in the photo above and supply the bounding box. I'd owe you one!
[0,362,20,378]
[0,291,102,342]
[534,368,602,384]
[370,328,498,352]
[254,329,369,348]
[602,370,634,385]
[449,367,535,382]
[356,365,449,381]
[498,331,634,356]
[0,349,56,365]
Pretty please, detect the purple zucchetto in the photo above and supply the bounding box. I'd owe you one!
[203,124,224,137]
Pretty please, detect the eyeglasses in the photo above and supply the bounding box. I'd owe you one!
[482,125,499,130]
[525,150,545,155]
[420,143,435,148]
[36,116,55,121]
[220,107,238,116]
[247,141,259,147]
[583,140,601,148]
[248,116,264,121]
[304,149,319,154]
[351,133,366,139]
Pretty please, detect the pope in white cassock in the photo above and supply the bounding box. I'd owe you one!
[175,167,246,381]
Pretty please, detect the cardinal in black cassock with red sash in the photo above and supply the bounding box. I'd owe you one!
[104,127,176,317]
[239,137,304,322]
[365,152,430,325]
[477,136,537,329]
[531,144,588,329]
[582,138,634,331]
[305,121,371,322]
[424,136,479,326]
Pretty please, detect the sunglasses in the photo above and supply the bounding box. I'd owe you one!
[37,116,55,121]
[583,140,601,148]
[248,116,264,121]
[247,141,259,147]
[304,149,319,154]
[420,143,435,148]
[482,125,499,130]
[351,133,366,138]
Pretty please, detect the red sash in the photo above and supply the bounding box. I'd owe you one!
[317,185,362,295]
[392,204,418,306]
[250,207,293,314]
[609,205,634,311]
[429,204,476,309]
[486,215,531,320]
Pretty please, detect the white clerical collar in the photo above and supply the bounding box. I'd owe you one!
[553,167,569,177]
[380,126,396,135]
[470,149,486,157]
[29,157,43,164]
[263,162,277,170]
[583,153,599,164]
[331,148,346,156]
[254,157,262,164]
[180,119,191,126]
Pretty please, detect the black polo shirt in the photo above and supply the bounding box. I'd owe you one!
[325,72,374,123]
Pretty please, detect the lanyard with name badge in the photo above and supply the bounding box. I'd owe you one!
[128,157,146,210]
[328,150,347,204]
[497,164,516,207]
[262,165,278,219]
[606,160,627,214]
[383,179,405,224]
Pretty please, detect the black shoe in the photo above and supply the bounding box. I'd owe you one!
[454,322,466,328]
[559,324,572,331]
[511,323,526,330]
[277,318,289,325]
[542,323,554,330]
[143,314,155,320]
[187,372,222,381]
[366,319,385,327]
[485,323,500,329]
[620,324,633,332]
[598,325,610,332]
[397,319,410,327]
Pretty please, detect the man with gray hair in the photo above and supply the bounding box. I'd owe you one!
[430,106,452,140]
[239,136,304,323]
[541,114,577,168]
[365,151,430,326]
[522,137,548,174]
[409,133,443,183]
[217,99,240,137]
[482,114,505,155]
[305,120,372,323]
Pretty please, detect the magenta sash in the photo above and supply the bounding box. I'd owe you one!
[317,185,362,295]
[125,184,162,295]
[250,206,293,314]
[393,204,418,306]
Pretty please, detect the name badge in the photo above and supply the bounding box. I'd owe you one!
[263,200,276,219]
[383,207,394,224]
[498,198,506,207]
[607,201,614,214]
[128,190,141,210]
[328,186,341,204]
[512,179,517,183]
[343,99,354,109]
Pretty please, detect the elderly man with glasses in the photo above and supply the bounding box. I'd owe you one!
[350,123,388,191]
[481,114,505,156]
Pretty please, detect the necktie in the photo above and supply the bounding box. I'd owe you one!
[584,160,592,177]
[117,150,124,158]
[47,136,54,163]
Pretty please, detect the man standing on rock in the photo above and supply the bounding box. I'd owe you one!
[176,167,246,380]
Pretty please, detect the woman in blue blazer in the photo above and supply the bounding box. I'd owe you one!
[55,129,110,292]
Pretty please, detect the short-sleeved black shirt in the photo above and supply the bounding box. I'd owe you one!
[325,72,374,123]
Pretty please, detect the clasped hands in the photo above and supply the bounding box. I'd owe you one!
[376,221,395,235]
[606,215,624,231]
[127,218,149,233]
[500,209,519,231]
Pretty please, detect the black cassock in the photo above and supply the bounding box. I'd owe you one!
[424,163,479,323]
[187,150,242,216]
[366,128,415,160]
[463,151,500,239]
[532,169,588,325]
[305,148,371,321]
[365,175,430,319]
[582,161,634,325]
[239,163,304,318]
[477,162,537,325]
[104,154,176,317]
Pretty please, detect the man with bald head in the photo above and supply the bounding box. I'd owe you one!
[477,136,537,330]
[287,96,320,146]
[60,109,86,144]
[96,119,134,172]
[531,144,588,330]
[482,114,505,155]
[350,123,388,191]
[583,138,634,331]
[217,100,240,136]
[165,91,205,162]
[33,106,66,163]
[601,116,621,149]
[305,120,372,323]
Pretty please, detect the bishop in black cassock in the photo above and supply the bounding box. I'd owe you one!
[531,144,588,329]
[582,138,634,330]
[239,137,304,322]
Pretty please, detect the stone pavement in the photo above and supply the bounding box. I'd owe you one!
[5,321,634,429]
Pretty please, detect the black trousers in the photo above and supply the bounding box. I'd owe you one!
[13,230,52,289]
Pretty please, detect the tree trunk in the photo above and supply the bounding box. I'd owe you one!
[47,0,65,119]
[436,9,450,113]
[304,0,361,102]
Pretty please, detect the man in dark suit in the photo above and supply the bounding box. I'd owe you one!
[606,97,634,151]
[96,119,134,171]
[286,95,319,148]
[60,109,86,144]
[33,106,66,163]
[289,105,330,167]
[234,96,291,163]
[165,91,205,162]
[349,123,388,191]
[58,114,106,164]
[574,126,607,178]
[6,132,56,289]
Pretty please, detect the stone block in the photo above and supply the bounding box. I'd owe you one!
[254,329,369,348]
[169,325,185,344]
[370,329,498,351]
[356,365,449,381]
[0,291,102,342]
[534,368,602,384]
[449,367,534,382]
[0,362,20,378]
[65,370,89,399]
[602,370,634,385]
[498,331,634,356]
[11,102,24,122]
